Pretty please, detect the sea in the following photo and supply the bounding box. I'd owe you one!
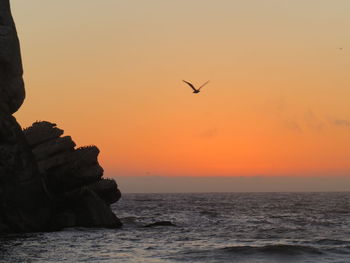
[1,192,349,263]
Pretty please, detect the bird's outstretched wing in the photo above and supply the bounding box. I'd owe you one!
[183,80,197,91]
[198,80,210,90]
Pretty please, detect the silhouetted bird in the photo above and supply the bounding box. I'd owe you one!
[183,80,210,94]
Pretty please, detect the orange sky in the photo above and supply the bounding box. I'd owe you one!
[12,0,350,178]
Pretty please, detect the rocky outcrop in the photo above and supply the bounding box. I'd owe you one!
[87,178,121,205]
[0,0,122,233]
[23,121,122,229]
[56,188,121,229]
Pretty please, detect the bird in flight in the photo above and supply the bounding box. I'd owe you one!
[183,80,210,94]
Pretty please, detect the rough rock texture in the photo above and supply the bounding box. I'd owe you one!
[87,179,121,205]
[0,0,122,233]
[23,121,122,229]
[58,188,121,229]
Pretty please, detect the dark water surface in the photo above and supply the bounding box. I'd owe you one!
[1,192,349,262]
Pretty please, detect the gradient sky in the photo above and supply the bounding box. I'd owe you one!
[11,1,350,187]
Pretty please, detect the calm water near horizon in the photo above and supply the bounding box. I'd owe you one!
[1,192,349,262]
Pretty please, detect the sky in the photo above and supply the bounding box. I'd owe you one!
[11,0,350,192]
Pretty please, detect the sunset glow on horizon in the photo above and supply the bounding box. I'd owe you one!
[12,0,350,179]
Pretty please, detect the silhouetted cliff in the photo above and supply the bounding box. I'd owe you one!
[0,0,122,233]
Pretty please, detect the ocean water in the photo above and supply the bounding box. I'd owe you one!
[1,192,349,263]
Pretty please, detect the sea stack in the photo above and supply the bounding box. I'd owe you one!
[0,0,25,114]
[0,0,122,233]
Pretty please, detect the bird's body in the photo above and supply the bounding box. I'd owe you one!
[183,80,209,94]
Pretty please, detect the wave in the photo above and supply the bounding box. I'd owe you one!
[314,239,350,246]
[172,244,325,262]
[199,210,219,217]
[120,216,137,224]
[132,198,165,202]
[221,244,322,255]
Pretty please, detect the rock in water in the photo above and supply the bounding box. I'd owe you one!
[87,179,121,205]
[63,188,121,229]
[23,121,122,229]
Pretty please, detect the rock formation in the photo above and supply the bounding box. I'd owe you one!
[0,0,25,114]
[0,0,51,233]
[0,0,122,233]
[23,121,122,229]
[0,116,52,233]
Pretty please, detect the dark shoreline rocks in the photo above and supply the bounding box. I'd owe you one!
[0,0,122,233]
[23,121,122,230]
[0,116,52,233]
